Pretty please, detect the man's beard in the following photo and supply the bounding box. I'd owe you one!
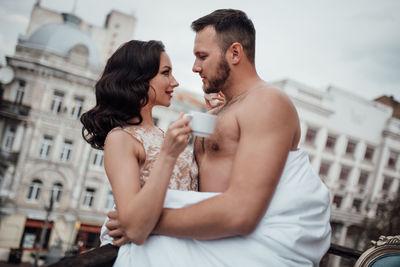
[203,57,230,94]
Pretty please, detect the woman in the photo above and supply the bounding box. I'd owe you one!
[81,40,197,246]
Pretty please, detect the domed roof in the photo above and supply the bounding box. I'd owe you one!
[22,20,100,67]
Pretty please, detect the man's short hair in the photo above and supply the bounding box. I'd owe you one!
[191,9,256,64]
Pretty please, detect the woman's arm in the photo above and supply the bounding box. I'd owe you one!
[105,117,191,245]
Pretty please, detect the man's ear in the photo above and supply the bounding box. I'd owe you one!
[228,42,243,65]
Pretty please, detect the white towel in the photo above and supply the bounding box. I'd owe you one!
[111,149,331,267]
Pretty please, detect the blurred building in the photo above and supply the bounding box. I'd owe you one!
[0,2,207,263]
[273,80,400,267]
[0,2,133,262]
[0,2,205,263]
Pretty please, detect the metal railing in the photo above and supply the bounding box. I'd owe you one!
[0,100,31,117]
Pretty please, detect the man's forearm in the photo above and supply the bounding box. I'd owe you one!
[153,207,238,240]
[152,193,255,240]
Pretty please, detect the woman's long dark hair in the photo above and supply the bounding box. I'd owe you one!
[81,40,165,149]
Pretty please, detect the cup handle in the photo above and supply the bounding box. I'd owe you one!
[183,114,193,126]
[183,114,192,120]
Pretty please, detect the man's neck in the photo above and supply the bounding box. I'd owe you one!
[222,73,263,101]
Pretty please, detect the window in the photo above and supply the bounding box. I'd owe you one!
[92,150,104,167]
[345,140,356,155]
[15,80,25,104]
[352,198,362,212]
[60,140,73,162]
[364,146,375,161]
[358,171,369,186]
[106,190,114,210]
[21,227,37,249]
[346,226,363,249]
[71,97,84,119]
[27,179,42,201]
[325,135,336,150]
[39,135,53,159]
[330,222,343,243]
[69,45,89,66]
[376,203,386,217]
[50,91,64,114]
[52,183,63,203]
[319,162,331,177]
[1,125,16,151]
[20,219,52,249]
[333,195,343,208]
[387,151,399,169]
[83,188,96,208]
[382,176,393,193]
[339,166,351,183]
[74,224,101,250]
[305,128,317,144]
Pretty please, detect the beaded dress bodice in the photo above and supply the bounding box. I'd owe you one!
[111,126,198,191]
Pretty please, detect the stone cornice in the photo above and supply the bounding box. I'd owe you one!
[331,209,365,224]
[383,130,400,140]
[7,54,98,87]
[291,96,334,117]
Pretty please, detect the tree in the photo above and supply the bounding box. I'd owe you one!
[358,196,400,250]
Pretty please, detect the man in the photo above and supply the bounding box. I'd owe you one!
[106,9,331,266]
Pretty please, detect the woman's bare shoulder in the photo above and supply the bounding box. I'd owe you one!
[105,128,142,153]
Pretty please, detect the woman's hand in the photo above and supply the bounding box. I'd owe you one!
[106,209,130,247]
[160,113,192,160]
[205,92,225,110]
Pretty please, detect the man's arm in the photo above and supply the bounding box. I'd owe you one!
[153,88,300,239]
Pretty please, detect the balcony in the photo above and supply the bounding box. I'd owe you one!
[0,100,31,118]
[0,149,19,165]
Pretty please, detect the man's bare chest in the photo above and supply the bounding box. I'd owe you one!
[195,111,239,157]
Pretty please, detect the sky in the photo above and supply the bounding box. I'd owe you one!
[0,0,399,101]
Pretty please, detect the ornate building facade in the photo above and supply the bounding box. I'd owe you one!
[273,80,400,266]
[0,2,137,262]
[0,3,206,263]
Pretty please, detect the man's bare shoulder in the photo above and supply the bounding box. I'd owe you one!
[237,82,301,149]
[241,82,296,113]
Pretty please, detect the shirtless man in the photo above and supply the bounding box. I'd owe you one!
[107,9,330,264]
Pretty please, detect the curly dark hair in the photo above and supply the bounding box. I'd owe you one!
[81,40,165,149]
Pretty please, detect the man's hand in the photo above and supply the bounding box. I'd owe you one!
[106,210,130,247]
[205,92,225,110]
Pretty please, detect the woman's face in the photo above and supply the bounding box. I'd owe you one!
[148,52,179,107]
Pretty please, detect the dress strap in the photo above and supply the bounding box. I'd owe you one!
[109,127,144,145]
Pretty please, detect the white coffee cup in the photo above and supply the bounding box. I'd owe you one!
[184,111,217,137]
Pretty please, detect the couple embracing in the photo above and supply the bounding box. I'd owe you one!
[81,9,331,267]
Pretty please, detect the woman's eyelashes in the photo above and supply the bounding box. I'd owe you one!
[161,66,172,76]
